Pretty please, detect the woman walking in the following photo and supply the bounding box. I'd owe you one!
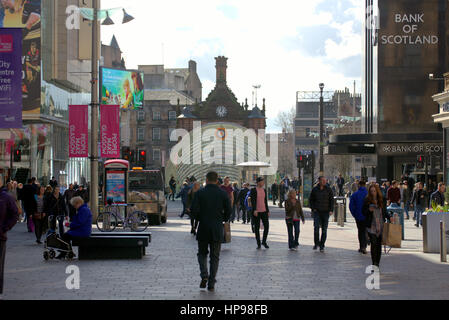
[33,186,47,244]
[285,190,305,251]
[186,182,201,235]
[362,184,391,270]
[44,186,67,236]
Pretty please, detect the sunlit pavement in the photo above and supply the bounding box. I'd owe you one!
[3,199,449,300]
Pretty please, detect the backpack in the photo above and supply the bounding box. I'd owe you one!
[244,190,252,212]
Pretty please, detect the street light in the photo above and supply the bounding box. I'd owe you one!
[87,1,134,220]
[319,83,325,176]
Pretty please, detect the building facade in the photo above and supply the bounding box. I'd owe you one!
[329,0,448,183]
[173,56,268,184]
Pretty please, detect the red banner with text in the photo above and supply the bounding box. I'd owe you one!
[69,105,89,158]
[100,105,120,159]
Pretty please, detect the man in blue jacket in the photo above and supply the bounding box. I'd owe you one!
[349,180,368,254]
[57,196,92,259]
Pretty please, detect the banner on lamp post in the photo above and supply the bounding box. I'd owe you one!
[100,105,120,158]
[69,105,89,158]
[0,28,23,128]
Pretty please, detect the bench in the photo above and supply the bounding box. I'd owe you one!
[90,232,152,256]
[72,235,150,260]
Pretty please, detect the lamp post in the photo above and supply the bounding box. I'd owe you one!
[87,2,134,220]
[319,83,325,176]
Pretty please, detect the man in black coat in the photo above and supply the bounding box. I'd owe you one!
[63,184,76,221]
[309,176,334,252]
[250,177,271,249]
[430,182,446,207]
[238,183,250,224]
[337,174,345,197]
[271,182,278,205]
[74,185,89,204]
[191,171,231,291]
[21,179,37,232]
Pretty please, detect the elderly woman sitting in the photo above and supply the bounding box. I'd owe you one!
[56,196,92,259]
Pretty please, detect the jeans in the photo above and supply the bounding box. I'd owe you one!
[231,203,239,222]
[240,206,249,223]
[254,212,269,245]
[356,220,367,250]
[368,233,382,267]
[197,241,221,286]
[0,240,5,294]
[313,211,330,249]
[404,201,411,219]
[415,205,424,226]
[286,220,300,249]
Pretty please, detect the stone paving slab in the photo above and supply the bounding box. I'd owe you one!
[2,200,449,300]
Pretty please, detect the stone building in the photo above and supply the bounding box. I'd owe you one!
[173,56,268,184]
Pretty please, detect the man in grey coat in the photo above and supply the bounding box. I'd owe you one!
[191,171,231,291]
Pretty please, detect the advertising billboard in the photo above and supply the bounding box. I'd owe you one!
[106,171,126,203]
[101,67,144,110]
[1,0,41,114]
[0,28,22,128]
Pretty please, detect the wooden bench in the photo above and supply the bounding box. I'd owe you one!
[72,235,150,260]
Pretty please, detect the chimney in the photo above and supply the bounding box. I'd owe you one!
[215,56,228,85]
[189,60,197,73]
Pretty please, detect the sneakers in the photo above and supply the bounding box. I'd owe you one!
[200,278,208,289]
[361,249,367,255]
[313,245,318,250]
[262,243,270,249]
[257,244,262,250]
[289,247,297,251]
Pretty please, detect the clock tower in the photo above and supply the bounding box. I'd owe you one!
[177,56,267,131]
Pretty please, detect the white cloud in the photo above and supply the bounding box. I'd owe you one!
[102,0,363,132]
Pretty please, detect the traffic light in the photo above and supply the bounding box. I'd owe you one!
[13,149,21,162]
[138,150,146,166]
[297,155,305,169]
[416,155,425,170]
[122,147,132,161]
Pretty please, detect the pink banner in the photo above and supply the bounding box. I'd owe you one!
[69,105,89,158]
[101,105,120,158]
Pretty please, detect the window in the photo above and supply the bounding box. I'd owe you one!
[169,111,177,121]
[137,127,145,141]
[153,111,161,120]
[153,128,161,140]
[168,128,176,141]
[153,149,161,161]
[137,111,145,121]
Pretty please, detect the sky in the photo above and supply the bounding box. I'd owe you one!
[101,0,364,132]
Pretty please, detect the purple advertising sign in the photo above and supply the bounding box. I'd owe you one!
[0,28,22,128]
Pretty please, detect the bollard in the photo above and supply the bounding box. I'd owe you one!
[441,220,447,263]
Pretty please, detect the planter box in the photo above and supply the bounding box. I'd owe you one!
[422,212,449,254]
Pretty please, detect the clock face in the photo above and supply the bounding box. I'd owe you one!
[216,106,228,118]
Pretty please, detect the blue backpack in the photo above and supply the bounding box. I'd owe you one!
[244,190,252,212]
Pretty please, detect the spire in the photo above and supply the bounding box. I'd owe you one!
[110,35,121,51]
[215,56,228,86]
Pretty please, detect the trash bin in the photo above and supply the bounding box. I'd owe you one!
[333,197,347,222]
[387,204,405,240]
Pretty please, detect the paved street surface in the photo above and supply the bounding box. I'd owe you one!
[3,199,449,300]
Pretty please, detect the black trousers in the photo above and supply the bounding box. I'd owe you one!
[190,217,198,231]
[0,240,6,294]
[356,220,367,250]
[254,211,269,245]
[197,241,221,285]
[33,217,46,242]
[368,233,382,267]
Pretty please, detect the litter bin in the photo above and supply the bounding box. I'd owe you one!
[387,204,405,240]
[333,197,347,222]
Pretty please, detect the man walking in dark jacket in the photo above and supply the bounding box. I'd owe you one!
[349,180,368,254]
[412,182,427,228]
[238,183,250,224]
[430,182,446,207]
[271,182,278,205]
[191,172,231,291]
[21,179,37,232]
[337,174,345,197]
[309,177,334,252]
[0,179,19,299]
[250,177,271,249]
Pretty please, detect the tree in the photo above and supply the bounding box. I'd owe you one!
[274,107,296,133]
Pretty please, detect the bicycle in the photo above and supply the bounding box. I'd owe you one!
[96,203,149,232]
